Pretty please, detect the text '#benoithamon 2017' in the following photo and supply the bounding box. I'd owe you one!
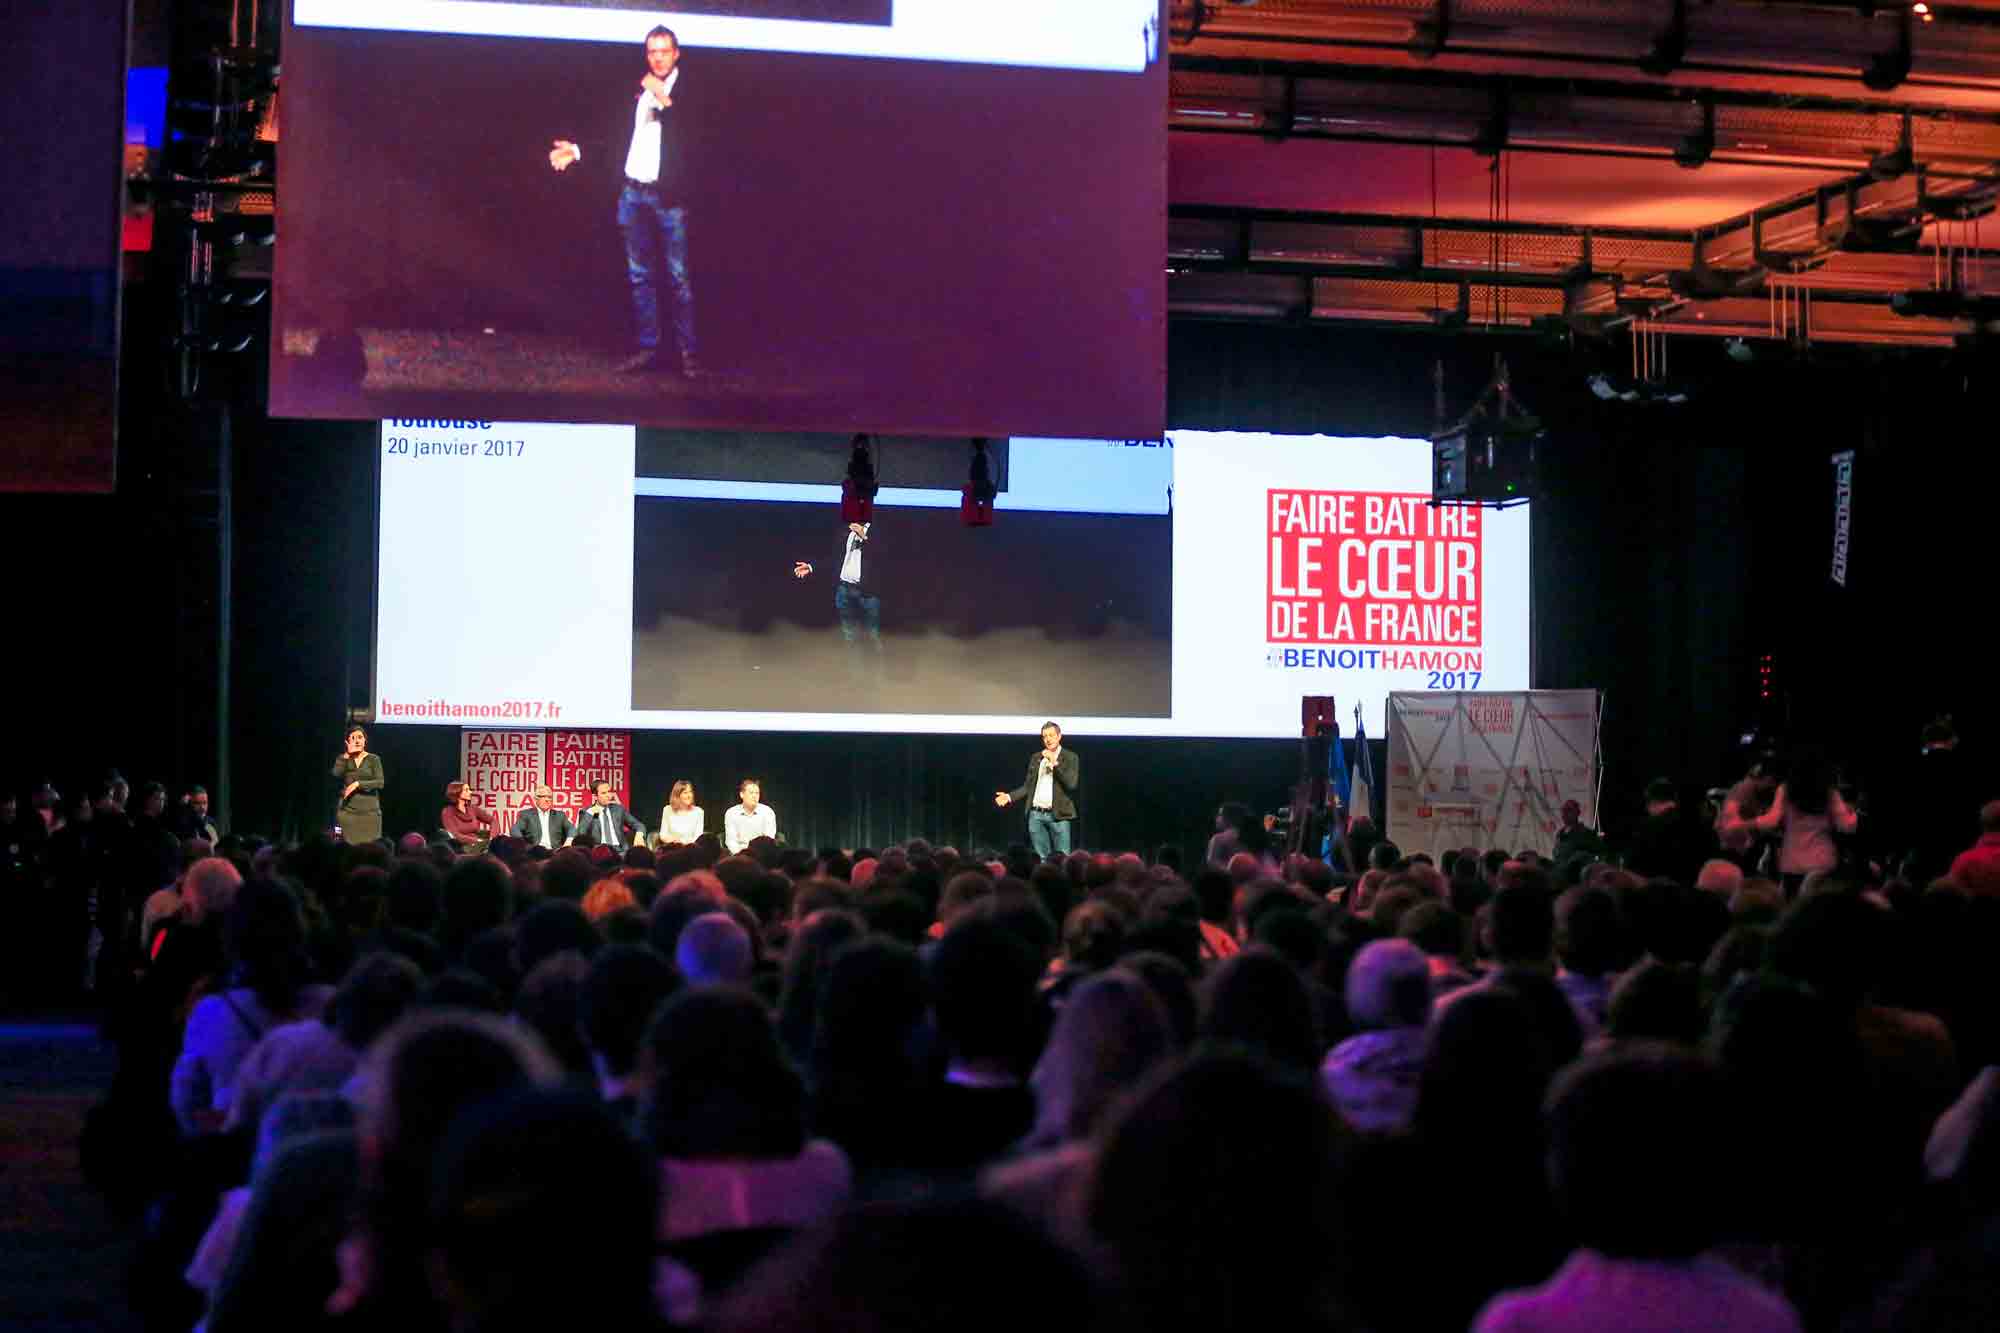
[1266,489,1482,646]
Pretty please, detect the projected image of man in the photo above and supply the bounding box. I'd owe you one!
[792,521,882,668]
[548,25,698,377]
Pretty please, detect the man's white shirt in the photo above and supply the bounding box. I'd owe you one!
[839,529,865,585]
[1033,749,1061,809]
[724,803,777,853]
[622,67,681,183]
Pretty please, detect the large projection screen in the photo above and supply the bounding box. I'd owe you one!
[274,2,1166,439]
[372,423,1531,737]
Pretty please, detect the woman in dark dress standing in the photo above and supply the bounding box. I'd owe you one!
[332,725,385,844]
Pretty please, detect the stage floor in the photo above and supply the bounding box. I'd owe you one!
[633,615,1172,717]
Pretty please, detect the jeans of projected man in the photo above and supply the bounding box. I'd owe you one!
[1027,808,1072,858]
[618,183,696,366]
[834,582,881,646]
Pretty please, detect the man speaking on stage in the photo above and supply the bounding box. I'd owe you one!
[547,25,699,378]
[995,721,1080,857]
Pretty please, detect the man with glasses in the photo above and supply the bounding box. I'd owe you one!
[510,785,577,850]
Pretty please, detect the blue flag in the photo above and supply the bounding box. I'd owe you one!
[1351,703,1375,823]
[1329,720,1351,812]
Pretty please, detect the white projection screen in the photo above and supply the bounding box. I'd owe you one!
[372,422,1531,737]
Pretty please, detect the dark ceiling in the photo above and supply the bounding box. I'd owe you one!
[1165,0,2000,346]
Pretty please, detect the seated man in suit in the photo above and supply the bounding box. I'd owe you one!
[511,784,577,851]
[578,780,646,852]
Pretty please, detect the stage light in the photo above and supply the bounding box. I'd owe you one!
[841,433,877,523]
[962,437,997,527]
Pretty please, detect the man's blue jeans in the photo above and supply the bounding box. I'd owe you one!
[834,582,881,644]
[1028,808,1072,858]
[617,183,695,363]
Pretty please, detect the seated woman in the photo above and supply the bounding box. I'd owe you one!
[440,781,495,850]
[657,780,705,848]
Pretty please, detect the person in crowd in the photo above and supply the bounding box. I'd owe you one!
[507,785,574,850]
[1625,778,1714,886]
[1199,948,1323,1073]
[1947,798,2000,896]
[645,986,852,1297]
[225,951,424,1135]
[1753,751,1859,894]
[186,1090,357,1321]
[658,778,705,847]
[203,1122,359,1333]
[424,1089,662,1333]
[576,943,676,1122]
[331,726,385,844]
[171,878,336,1134]
[723,778,776,854]
[328,1011,562,1326]
[439,781,495,850]
[712,1197,1109,1333]
[578,873,636,922]
[800,936,929,1182]
[1206,801,1256,867]
[1398,900,1476,994]
[1552,799,1604,865]
[994,722,1081,858]
[1714,755,1777,866]
[577,780,645,853]
[675,911,753,986]
[1322,938,1430,1133]
[1553,884,1624,1037]
[1475,1046,1801,1333]
[1905,717,1976,882]
[917,917,1040,1171]
[513,951,595,1084]
[775,908,866,1069]
[173,785,221,844]
[1347,985,1571,1333]
[1088,1048,1345,1333]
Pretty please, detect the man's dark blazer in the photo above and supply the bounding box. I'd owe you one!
[511,806,578,846]
[576,802,646,850]
[1008,749,1080,822]
[572,76,695,203]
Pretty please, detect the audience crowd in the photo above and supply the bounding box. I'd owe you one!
[6,735,2000,1332]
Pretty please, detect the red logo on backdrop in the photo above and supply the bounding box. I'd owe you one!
[1266,489,1483,645]
[1468,698,1516,733]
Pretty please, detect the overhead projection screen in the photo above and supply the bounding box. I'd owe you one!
[274,1,1166,440]
[372,423,1531,737]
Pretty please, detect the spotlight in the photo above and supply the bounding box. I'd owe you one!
[841,433,877,523]
[962,437,997,527]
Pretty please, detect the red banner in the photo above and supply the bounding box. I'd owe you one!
[459,729,630,834]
